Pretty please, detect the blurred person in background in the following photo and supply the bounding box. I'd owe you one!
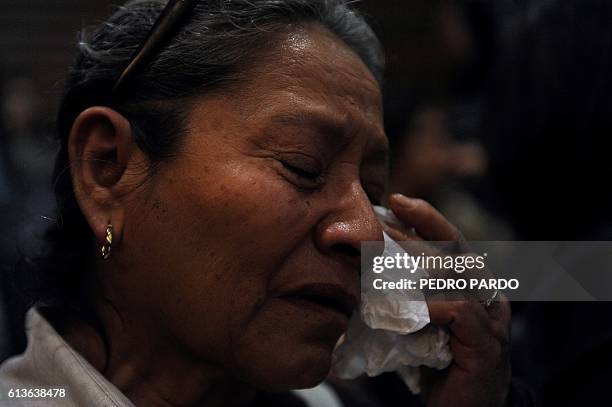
[0,75,55,216]
[482,0,612,405]
[0,68,13,206]
[0,65,15,361]
[1,76,53,192]
[381,0,513,241]
[483,0,612,241]
[0,73,56,358]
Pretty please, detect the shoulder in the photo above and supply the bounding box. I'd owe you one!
[0,356,46,406]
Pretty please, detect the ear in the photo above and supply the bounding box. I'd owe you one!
[68,106,142,250]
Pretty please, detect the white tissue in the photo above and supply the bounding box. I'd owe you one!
[332,208,452,394]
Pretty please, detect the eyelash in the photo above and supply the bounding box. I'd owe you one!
[282,162,383,206]
[281,161,323,182]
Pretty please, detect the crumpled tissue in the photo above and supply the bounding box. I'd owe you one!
[332,207,452,394]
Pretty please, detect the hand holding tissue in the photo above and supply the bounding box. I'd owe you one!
[332,206,452,394]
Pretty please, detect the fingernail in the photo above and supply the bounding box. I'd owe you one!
[391,193,415,208]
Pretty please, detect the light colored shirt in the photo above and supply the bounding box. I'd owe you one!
[0,309,341,407]
[0,308,134,406]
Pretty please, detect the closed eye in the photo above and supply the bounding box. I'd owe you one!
[278,159,327,191]
[281,161,322,181]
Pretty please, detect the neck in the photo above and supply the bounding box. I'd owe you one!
[53,297,256,407]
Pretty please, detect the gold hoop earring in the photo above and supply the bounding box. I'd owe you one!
[101,224,113,260]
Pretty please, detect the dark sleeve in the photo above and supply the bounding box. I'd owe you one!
[328,375,537,407]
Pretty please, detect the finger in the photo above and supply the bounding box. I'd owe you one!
[486,294,512,345]
[381,221,423,242]
[381,224,449,265]
[427,299,493,349]
[388,194,463,242]
[418,366,443,402]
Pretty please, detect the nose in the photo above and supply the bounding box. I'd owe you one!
[314,181,384,268]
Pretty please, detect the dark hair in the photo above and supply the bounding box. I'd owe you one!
[13,0,384,315]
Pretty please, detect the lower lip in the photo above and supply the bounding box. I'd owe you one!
[280,296,350,325]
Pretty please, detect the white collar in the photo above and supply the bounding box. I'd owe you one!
[0,308,133,406]
[0,308,341,407]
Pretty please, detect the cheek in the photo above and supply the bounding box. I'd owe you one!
[128,155,315,364]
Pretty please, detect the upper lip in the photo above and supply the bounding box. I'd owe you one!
[279,282,359,319]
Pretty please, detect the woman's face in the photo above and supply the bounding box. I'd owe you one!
[116,25,388,390]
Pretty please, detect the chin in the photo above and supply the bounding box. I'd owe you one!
[238,343,334,392]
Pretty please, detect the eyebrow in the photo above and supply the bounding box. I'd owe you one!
[269,110,352,146]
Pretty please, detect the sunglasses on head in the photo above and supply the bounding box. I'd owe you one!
[112,0,199,94]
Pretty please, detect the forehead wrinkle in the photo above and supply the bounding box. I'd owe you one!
[215,23,385,154]
[292,53,382,120]
[251,24,382,118]
[268,105,353,148]
[276,84,384,135]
